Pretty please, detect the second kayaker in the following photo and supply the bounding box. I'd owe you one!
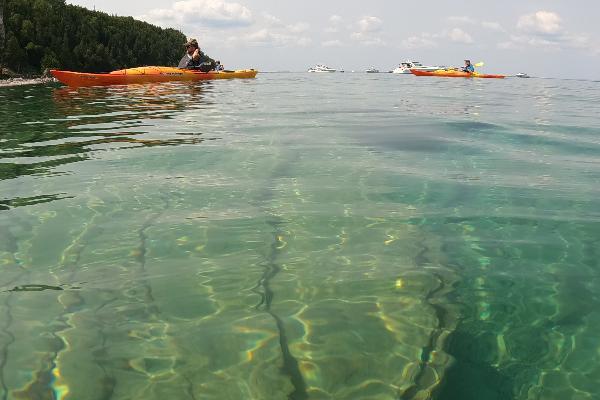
[462,60,475,73]
[178,39,216,72]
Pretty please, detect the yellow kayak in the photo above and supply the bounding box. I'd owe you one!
[51,66,258,87]
[411,69,505,79]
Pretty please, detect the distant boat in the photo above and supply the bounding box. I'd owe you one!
[515,73,530,78]
[366,67,379,73]
[308,64,336,73]
[393,61,444,74]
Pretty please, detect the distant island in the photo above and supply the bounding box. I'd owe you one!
[0,0,186,77]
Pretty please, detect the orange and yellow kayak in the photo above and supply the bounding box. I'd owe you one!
[411,69,505,79]
[51,66,258,86]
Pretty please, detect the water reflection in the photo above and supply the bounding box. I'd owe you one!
[0,193,73,211]
[1,82,214,208]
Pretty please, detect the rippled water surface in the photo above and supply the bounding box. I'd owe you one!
[1,74,600,400]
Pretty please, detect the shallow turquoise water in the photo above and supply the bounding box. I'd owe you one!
[1,74,600,399]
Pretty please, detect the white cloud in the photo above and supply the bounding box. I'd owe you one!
[287,22,310,33]
[325,14,343,33]
[526,36,561,48]
[497,41,519,50]
[261,14,308,36]
[351,32,385,46]
[446,16,505,32]
[216,12,312,49]
[400,28,473,49]
[517,11,562,34]
[482,21,505,32]
[447,16,476,24]
[263,13,284,27]
[499,11,598,53]
[448,27,473,43]
[243,28,270,43]
[142,0,253,28]
[357,16,383,33]
[297,37,313,47]
[500,32,596,53]
[230,28,311,47]
[563,33,594,50]
[401,34,437,49]
[329,15,343,24]
[350,16,384,45]
[322,40,343,47]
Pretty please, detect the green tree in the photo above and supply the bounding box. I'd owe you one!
[0,0,6,71]
[40,49,59,70]
[5,33,25,71]
[3,0,187,74]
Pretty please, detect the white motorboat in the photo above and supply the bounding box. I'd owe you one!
[366,67,379,73]
[308,64,337,73]
[515,73,530,78]
[392,61,443,74]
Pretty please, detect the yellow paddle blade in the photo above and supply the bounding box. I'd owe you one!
[474,62,485,67]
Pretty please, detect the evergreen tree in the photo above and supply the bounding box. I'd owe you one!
[1,0,187,74]
[0,0,6,71]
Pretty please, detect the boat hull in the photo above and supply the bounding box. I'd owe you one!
[410,69,505,79]
[50,66,258,87]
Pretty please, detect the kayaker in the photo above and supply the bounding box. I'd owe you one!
[178,38,216,72]
[215,60,225,71]
[462,60,475,73]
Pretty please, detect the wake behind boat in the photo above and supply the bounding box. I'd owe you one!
[308,64,337,73]
[50,66,258,86]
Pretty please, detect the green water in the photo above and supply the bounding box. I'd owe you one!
[1,74,599,399]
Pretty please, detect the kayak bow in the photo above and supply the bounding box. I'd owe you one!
[50,66,258,87]
[410,69,505,79]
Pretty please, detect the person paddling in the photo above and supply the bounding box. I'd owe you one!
[178,39,216,72]
[462,59,475,73]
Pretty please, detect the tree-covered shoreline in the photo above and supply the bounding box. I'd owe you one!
[0,0,187,76]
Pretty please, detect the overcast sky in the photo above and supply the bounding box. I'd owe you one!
[68,0,599,79]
